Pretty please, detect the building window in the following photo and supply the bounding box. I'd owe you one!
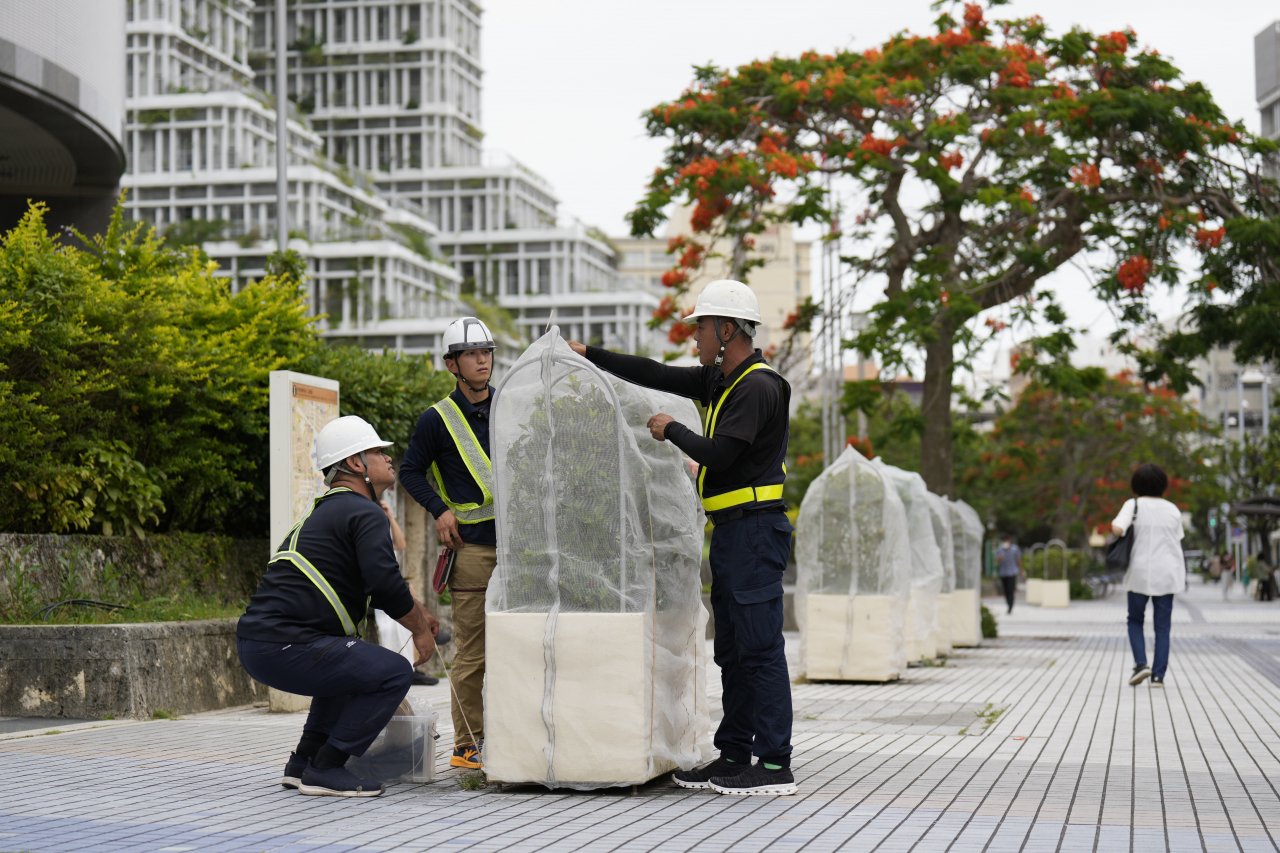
[377,6,390,40]
[377,135,391,172]
[506,260,519,295]
[538,259,551,294]
[334,9,346,42]
[459,196,474,231]
[377,70,390,105]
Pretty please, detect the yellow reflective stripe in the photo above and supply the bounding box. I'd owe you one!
[431,397,495,523]
[285,486,355,551]
[701,484,785,513]
[269,550,359,637]
[697,363,775,501]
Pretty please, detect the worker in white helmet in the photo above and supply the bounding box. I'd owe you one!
[399,316,497,770]
[237,415,440,798]
[568,280,797,796]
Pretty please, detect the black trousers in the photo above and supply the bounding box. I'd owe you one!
[238,635,412,756]
[708,510,794,768]
[1000,575,1017,611]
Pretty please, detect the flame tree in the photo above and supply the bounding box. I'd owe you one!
[628,0,1277,495]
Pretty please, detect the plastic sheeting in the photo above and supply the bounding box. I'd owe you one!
[924,492,956,656]
[949,498,985,647]
[873,461,944,662]
[484,329,711,790]
[796,446,911,682]
[345,694,438,783]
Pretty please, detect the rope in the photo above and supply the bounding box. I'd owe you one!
[396,632,481,757]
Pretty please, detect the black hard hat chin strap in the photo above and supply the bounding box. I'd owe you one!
[714,318,742,368]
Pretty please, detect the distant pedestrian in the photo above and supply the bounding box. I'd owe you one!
[1256,557,1274,602]
[1222,552,1235,600]
[1112,463,1185,688]
[995,534,1023,614]
[1207,552,1222,583]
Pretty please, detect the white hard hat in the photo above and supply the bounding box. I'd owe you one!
[443,316,496,356]
[314,415,393,472]
[683,280,762,325]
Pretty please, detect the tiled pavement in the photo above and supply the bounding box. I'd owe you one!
[3,579,1279,852]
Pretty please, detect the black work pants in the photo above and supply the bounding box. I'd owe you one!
[1000,575,1017,611]
[708,510,794,768]
[237,635,412,756]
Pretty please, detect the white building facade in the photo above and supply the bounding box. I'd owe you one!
[120,0,467,362]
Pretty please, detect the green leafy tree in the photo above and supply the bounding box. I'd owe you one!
[0,203,319,536]
[301,344,455,452]
[629,0,1277,495]
[961,370,1218,546]
[1215,433,1280,563]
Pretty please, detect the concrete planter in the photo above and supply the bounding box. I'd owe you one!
[1041,579,1070,608]
[934,593,953,656]
[1026,577,1044,606]
[951,589,982,648]
[0,619,263,719]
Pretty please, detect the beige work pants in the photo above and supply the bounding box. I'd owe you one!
[449,543,496,747]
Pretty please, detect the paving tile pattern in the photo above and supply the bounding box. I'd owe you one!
[3,582,1279,852]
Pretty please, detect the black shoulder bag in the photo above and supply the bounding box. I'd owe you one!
[1105,500,1137,572]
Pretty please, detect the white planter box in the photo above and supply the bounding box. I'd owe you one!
[485,611,695,787]
[802,594,902,682]
[905,588,938,662]
[950,588,982,647]
[1042,579,1070,608]
[1026,577,1043,605]
[934,593,953,656]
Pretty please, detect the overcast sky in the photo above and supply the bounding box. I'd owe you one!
[478,0,1276,377]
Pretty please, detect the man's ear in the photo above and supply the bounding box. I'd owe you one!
[346,454,365,474]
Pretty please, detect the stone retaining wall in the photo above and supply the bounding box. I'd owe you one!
[0,619,264,719]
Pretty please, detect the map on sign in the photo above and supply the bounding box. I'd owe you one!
[289,383,340,528]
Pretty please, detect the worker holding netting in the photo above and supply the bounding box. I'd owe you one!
[400,316,497,771]
[569,280,797,796]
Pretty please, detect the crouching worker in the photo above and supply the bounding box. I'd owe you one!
[237,415,439,798]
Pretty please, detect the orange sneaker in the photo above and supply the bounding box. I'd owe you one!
[450,743,482,769]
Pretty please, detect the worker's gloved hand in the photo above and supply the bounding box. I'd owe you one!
[647,413,675,441]
[436,510,465,549]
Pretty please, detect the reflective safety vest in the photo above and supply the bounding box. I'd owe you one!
[430,396,495,524]
[697,362,788,514]
[268,487,370,637]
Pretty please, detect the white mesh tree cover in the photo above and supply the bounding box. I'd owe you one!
[924,491,956,655]
[483,329,711,789]
[796,446,910,681]
[873,461,944,662]
[948,498,985,647]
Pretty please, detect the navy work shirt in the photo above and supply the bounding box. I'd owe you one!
[399,386,496,547]
[237,489,415,644]
[583,347,789,510]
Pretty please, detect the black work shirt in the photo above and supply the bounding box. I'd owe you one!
[399,386,496,547]
[237,490,415,644]
[583,347,790,507]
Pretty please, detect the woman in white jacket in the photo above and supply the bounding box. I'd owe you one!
[1112,463,1186,687]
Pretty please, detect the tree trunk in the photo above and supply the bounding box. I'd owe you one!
[920,317,955,497]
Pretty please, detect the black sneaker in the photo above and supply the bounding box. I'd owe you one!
[412,671,440,686]
[709,763,797,796]
[1150,676,1164,687]
[672,757,749,790]
[1128,665,1152,686]
[281,752,308,789]
[298,764,385,797]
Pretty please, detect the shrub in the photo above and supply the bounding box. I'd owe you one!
[981,604,998,639]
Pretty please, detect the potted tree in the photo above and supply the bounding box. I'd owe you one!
[948,500,985,647]
[924,492,955,656]
[796,447,911,681]
[874,462,944,663]
[484,330,710,789]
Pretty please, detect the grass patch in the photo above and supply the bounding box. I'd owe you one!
[916,657,946,667]
[960,703,1006,736]
[101,713,114,720]
[458,771,487,791]
[151,709,179,720]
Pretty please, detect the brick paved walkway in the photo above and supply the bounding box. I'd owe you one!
[3,579,1279,852]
